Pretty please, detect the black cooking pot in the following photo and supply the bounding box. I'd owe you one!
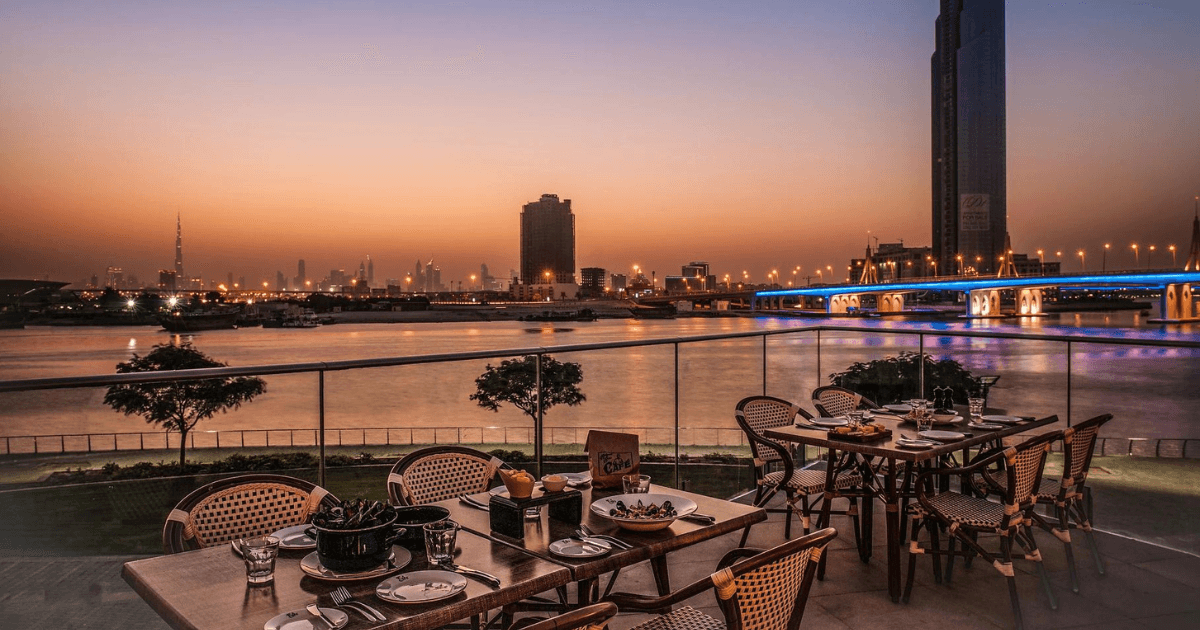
[391,505,452,551]
[307,508,405,572]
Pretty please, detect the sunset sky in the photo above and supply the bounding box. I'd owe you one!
[2,1,1198,287]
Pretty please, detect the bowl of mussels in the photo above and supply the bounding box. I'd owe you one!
[589,493,698,532]
[306,499,403,572]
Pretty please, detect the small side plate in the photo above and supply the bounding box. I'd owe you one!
[549,538,610,558]
[919,430,968,442]
[299,547,411,582]
[895,438,936,450]
[808,417,849,428]
[271,524,316,550]
[264,607,347,630]
[967,422,1004,431]
[982,415,1024,424]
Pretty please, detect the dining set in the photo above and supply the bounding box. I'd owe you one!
[124,388,1112,630]
[738,385,1114,630]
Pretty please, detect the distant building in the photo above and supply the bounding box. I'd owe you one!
[851,243,935,282]
[276,271,287,291]
[158,270,178,290]
[295,259,306,290]
[520,194,576,285]
[366,255,374,288]
[174,213,184,279]
[105,266,124,289]
[932,0,1007,275]
[610,274,627,293]
[679,261,716,291]
[580,267,606,298]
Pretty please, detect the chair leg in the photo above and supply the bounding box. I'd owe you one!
[1072,497,1106,576]
[848,496,865,563]
[963,531,977,568]
[903,515,921,604]
[1023,524,1057,610]
[945,535,956,583]
[1055,502,1080,593]
[1000,537,1024,630]
[929,518,943,584]
[738,523,753,548]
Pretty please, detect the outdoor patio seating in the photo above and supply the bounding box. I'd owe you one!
[605,527,836,630]
[733,396,863,547]
[510,603,618,630]
[387,445,507,505]
[162,473,338,554]
[811,385,879,418]
[977,413,1114,593]
[904,431,1062,630]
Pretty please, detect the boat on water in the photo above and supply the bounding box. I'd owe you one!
[159,310,239,332]
[264,309,321,328]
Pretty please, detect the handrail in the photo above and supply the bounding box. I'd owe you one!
[1,325,1197,393]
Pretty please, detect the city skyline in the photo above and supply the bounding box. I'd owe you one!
[2,2,1198,285]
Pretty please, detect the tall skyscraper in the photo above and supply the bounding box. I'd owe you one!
[367,255,374,287]
[520,193,575,284]
[932,0,1006,275]
[295,259,306,289]
[174,213,184,278]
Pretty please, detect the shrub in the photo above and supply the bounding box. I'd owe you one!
[829,352,981,405]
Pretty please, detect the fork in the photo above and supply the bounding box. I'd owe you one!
[330,586,385,622]
[576,527,631,550]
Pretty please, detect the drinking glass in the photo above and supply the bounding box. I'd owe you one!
[622,474,651,494]
[424,520,459,566]
[240,535,280,585]
[846,410,865,429]
[968,397,985,422]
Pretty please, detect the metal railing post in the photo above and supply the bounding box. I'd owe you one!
[1066,341,1072,427]
[535,353,544,478]
[318,370,326,487]
[675,342,681,488]
[918,333,925,398]
[816,329,822,384]
[761,335,767,396]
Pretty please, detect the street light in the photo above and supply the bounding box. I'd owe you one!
[1103,243,1110,272]
[1131,243,1139,266]
[957,253,964,276]
[1035,250,1044,276]
[1077,250,1086,271]
[1148,245,1156,269]
[469,274,476,291]
[1169,245,1177,267]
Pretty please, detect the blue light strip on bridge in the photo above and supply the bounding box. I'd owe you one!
[756,271,1200,300]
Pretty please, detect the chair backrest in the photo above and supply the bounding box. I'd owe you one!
[511,603,617,630]
[998,427,1061,527]
[811,385,876,418]
[163,473,338,554]
[1061,413,1114,490]
[388,445,505,505]
[712,527,837,630]
[735,396,805,466]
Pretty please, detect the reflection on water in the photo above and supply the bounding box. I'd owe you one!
[0,312,1196,442]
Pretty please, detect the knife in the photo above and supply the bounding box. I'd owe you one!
[306,604,336,630]
[439,561,501,587]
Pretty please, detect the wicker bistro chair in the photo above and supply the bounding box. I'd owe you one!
[163,473,339,554]
[904,428,1063,630]
[387,445,507,505]
[811,385,879,418]
[977,413,1114,593]
[734,396,863,551]
[509,603,618,630]
[604,527,837,630]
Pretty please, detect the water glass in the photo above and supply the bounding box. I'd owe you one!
[424,520,459,565]
[968,397,985,421]
[240,535,280,585]
[622,474,651,494]
[846,410,865,429]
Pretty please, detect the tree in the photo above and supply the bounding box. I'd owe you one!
[103,342,266,468]
[470,355,585,422]
[829,352,981,405]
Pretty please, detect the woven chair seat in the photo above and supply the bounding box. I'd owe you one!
[763,467,861,495]
[910,492,1006,529]
[625,606,725,630]
[984,470,1062,502]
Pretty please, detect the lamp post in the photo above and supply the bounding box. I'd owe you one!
[957,253,964,276]
[1169,245,1177,267]
[1036,250,1044,276]
[1077,250,1086,271]
[1131,243,1139,266]
[1147,245,1156,269]
[1103,243,1110,272]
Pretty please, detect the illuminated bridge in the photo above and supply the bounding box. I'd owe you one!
[754,271,1200,321]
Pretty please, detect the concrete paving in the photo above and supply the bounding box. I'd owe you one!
[3,497,1196,630]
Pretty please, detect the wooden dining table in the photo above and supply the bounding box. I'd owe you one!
[123,482,765,629]
[764,412,1060,603]
[441,482,767,607]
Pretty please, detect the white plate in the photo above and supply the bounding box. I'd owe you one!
[562,471,592,487]
[299,547,411,582]
[919,430,969,442]
[376,570,468,604]
[264,607,348,630]
[590,493,698,531]
[808,417,849,428]
[982,415,1024,424]
[895,438,936,450]
[549,538,610,558]
[967,422,1004,431]
[885,404,912,413]
[272,524,317,550]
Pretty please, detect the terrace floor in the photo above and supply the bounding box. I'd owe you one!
[2,491,1197,630]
